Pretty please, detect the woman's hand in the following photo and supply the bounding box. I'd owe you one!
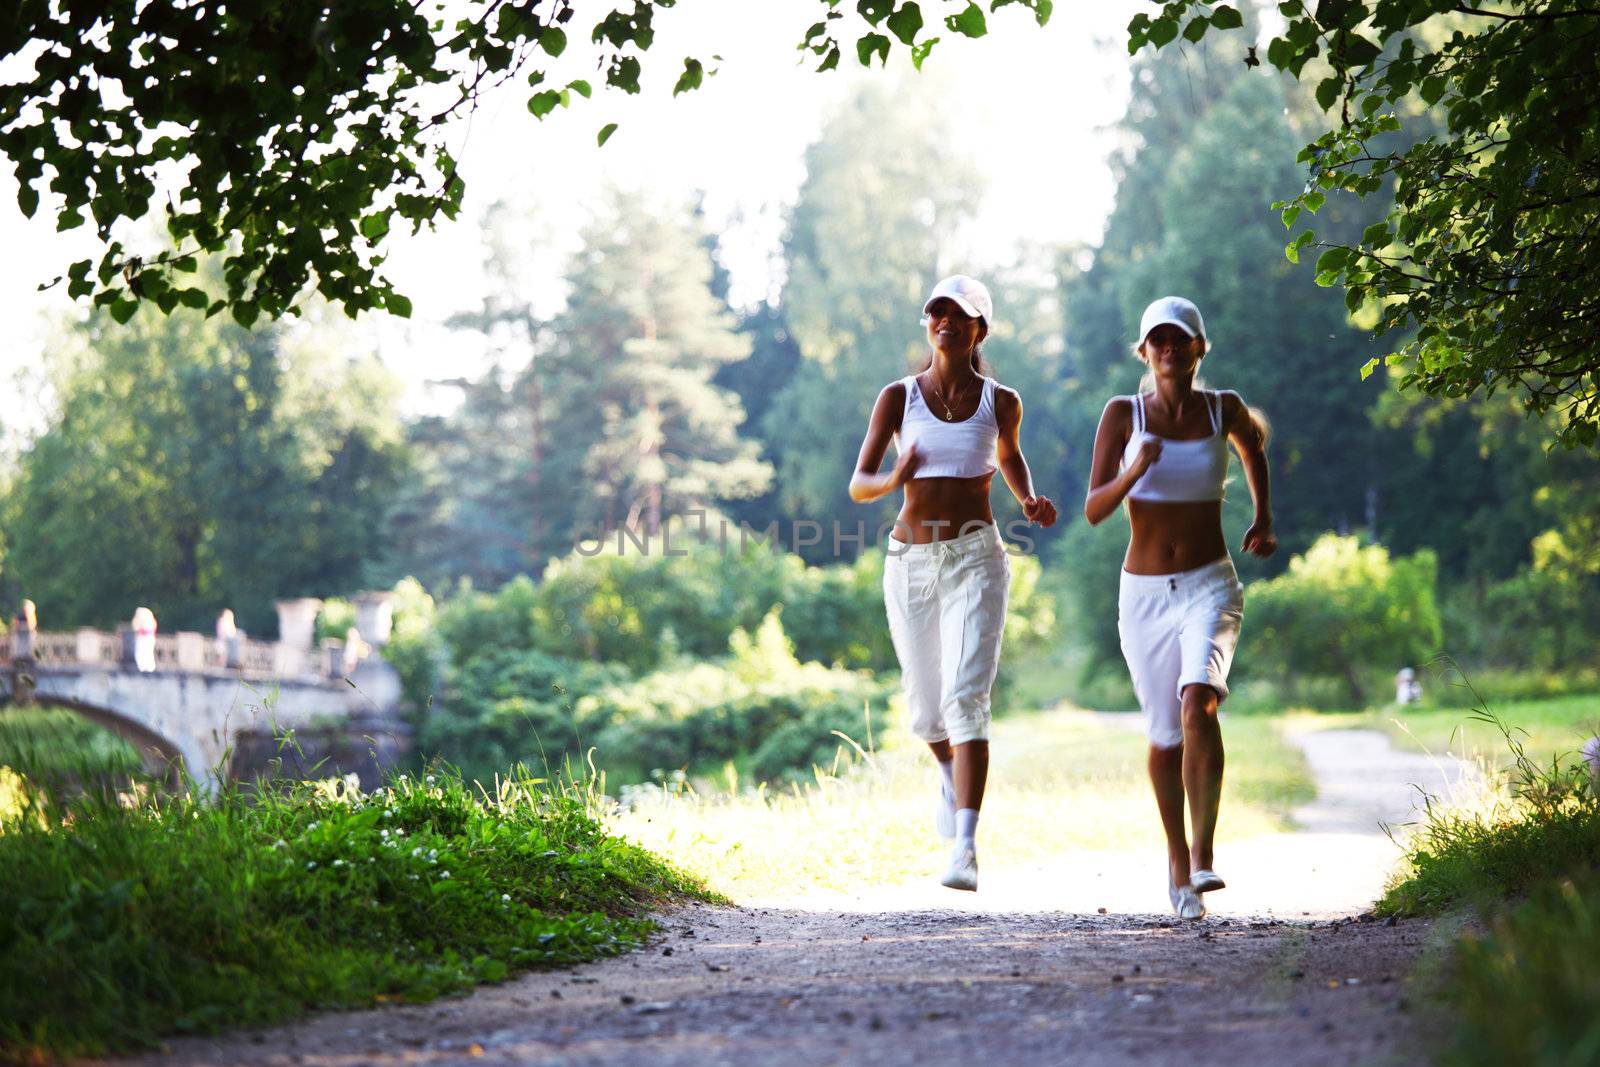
[1130,436,1163,478]
[1242,517,1277,558]
[1022,494,1057,528]
[890,442,923,487]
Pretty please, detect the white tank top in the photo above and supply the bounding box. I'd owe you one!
[895,374,999,479]
[1122,391,1229,502]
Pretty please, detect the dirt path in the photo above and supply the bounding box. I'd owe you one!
[101,725,1474,1067]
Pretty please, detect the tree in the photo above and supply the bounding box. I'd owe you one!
[2,302,409,632]
[538,190,771,544]
[2,0,1048,325]
[1123,1,1600,447]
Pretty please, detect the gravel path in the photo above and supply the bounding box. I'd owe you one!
[98,724,1476,1067]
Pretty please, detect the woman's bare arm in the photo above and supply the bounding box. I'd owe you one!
[994,387,1057,526]
[850,382,919,504]
[1084,397,1158,525]
[1221,390,1276,558]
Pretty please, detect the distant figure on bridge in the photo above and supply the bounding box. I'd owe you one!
[131,606,157,672]
[215,609,239,667]
[342,626,368,675]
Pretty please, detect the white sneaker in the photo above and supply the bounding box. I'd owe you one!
[1191,868,1226,893]
[941,845,978,892]
[935,786,956,840]
[1169,882,1205,920]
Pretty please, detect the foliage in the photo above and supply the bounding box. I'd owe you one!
[1,303,409,632]
[1441,875,1600,1067]
[1245,534,1442,706]
[0,766,707,1060]
[1,0,1045,325]
[1125,1,1600,448]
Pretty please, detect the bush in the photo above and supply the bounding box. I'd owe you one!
[0,768,706,1060]
[1245,534,1442,707]
[580,613,893,784]
[1439,564,1600,676]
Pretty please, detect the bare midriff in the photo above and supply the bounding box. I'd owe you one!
[891,473,996,544]
[1123,499,1228,575]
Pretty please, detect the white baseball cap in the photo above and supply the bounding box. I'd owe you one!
[923,275,993,325]
[1138,296,1210,352]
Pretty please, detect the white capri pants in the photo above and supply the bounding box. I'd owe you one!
[883,523,1011,746]
[1117,556,1244,749]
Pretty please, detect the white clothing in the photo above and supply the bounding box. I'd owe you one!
[1122,390,1229,503]
[896,375,999,479]
[883,524,1010,745]
[1118,556,1244,749]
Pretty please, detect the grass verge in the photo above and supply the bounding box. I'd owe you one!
[0,766,710,1061]
[1376,694,1600,1067]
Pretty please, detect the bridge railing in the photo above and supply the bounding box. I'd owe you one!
[2,628,330,682]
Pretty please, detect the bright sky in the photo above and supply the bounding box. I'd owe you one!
[0,1,1143,421]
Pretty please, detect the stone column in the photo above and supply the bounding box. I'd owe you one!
[352,592,396,648]
[321,638,345,678]
[175,631,206,671]
[273,598,323,652]
[76,627,101,663]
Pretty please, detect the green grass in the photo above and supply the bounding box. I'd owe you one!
[1372,696,1600,1067]
[0,766,711,1061]
[1319,692,1600,775]
[611,704,1315,899]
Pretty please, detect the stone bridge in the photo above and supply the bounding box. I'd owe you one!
[0,595,410,794]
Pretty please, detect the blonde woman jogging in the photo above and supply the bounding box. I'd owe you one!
[1084,296,1275,920]
[850,275,1057,892]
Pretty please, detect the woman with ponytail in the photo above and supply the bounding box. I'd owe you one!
[849,275,1057,892]
[1084,296,1276,920]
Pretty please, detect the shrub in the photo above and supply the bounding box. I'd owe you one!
[0,768,705,1060]
[1245,534,1442,707]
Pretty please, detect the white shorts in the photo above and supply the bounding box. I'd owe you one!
[883,524,1011,746]
[1117,556,1244,749]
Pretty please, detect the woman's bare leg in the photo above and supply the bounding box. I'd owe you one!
[1149,743,1190,887]
[1180,684,1224,872]
[927,738,987,810]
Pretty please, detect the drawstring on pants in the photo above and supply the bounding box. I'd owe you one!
[921,540,960,604]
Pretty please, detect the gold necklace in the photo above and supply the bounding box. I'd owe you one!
[927,370,976,421]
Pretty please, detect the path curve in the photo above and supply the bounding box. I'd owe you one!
[97,723,1475,1067]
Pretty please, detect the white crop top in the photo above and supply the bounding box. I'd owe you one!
[1122,390,1229,503]
[895,374,999,479]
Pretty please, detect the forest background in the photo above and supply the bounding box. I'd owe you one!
[2,6,1596,788]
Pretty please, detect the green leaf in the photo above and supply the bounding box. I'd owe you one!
[857,0,895,25]
[1285,229,1316,264]
[887,2,924,45]
[178,287,209,309]
[1210,5,1244,30]
[1315,76,1342,111]
[568,79,592,99]
[946,2,987,37]
[910,37,939,69]
[1361,222,1391,247]
[109,299,139,324]
[1281,204,1303,228]
[857,33,891,66]
[1148,16,1180,48]
[387,293,413,319]
[1337,33,1381,68]
[360,213,391,240]
[1183,15,1210,42]
[673,58,704,95]
[540,27,567,57]
[231,302,260,328]
[1314,246,1349,275]
[818,46,841,72]
[16,182,38,218]
[528,90,563,118]
[1303,190,1325,213]
[1419,75,1447,105]
[1359,357,1379,380]
[597,122,619,147]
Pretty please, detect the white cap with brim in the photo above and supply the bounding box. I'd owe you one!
[1139,296,1210,352]
[923,274,994,325]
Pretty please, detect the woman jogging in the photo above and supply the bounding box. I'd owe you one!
[1084,296,1275,920]
[850,274,1057,892]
